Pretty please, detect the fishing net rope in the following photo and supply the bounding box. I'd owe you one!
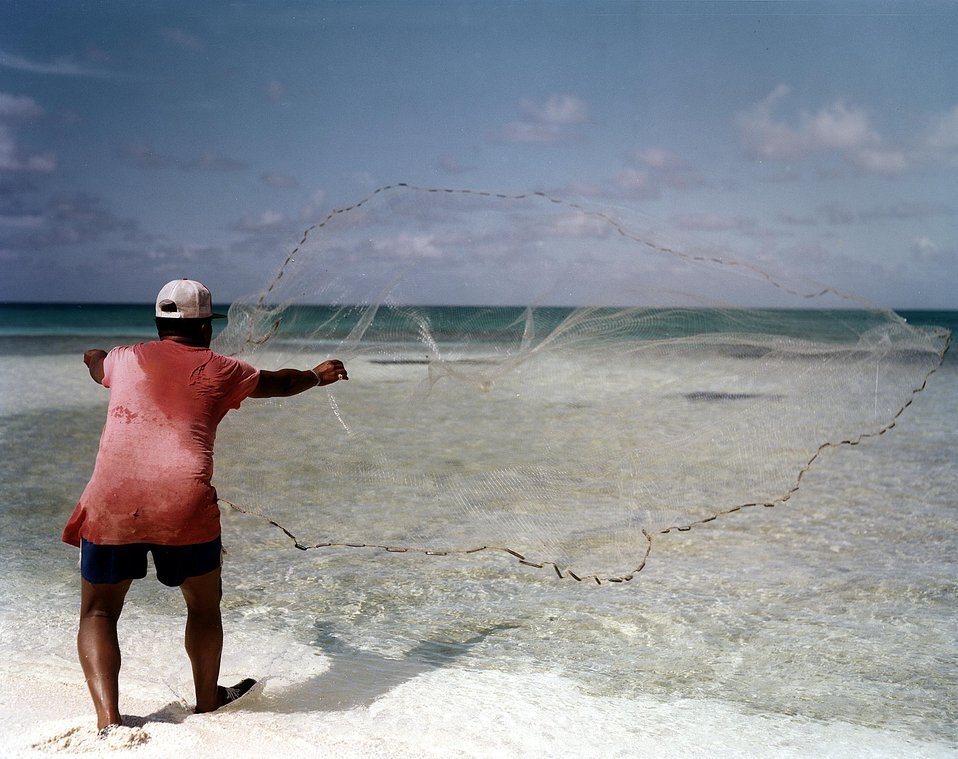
[212,184,951,584]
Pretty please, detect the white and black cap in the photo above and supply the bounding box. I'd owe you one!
[155,279,226,319]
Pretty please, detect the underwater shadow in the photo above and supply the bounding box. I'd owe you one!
[262,621,518,712]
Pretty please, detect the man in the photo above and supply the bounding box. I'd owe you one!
[62,278,347,732]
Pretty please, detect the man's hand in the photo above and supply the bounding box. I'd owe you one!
[312,359,348,386]
[84,349,107,384]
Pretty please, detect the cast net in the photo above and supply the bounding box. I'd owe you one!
[212,184,950,583]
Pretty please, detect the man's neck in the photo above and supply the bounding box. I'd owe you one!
[160,335,210,348]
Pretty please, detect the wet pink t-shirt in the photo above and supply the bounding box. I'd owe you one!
[62,340,260,547]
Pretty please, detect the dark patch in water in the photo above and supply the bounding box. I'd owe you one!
[684,391,781,402]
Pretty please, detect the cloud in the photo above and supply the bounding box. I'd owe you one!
[261,171,299,189]
[493,121,569,145]
[631,147,686,170]
[777,211,817,227]
[160,28,205,51]
[0,92,44,119]
[612,147,705,198]
[911,236,939,263]
[116,143,173,170]
[181,153,246,172]
[0,192,142,255]
[519,95,589,126]
[921,104,958,166]
[817,200,954,226]
[614,168,659,199]
[265,80,287,103]
[910,236,956,269]
[233,209,290,233]
[372,232,444,259]
[551,211,611,239]
[672,212,756,233]
[436,156,476,175]
[116,143,246,172]
[0,48,120,78]
[736,85,907,176]
[299,190,327,222]
[0,92,56,174]
[490,94,590,145]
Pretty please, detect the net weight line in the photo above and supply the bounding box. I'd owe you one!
[218,497,652,585]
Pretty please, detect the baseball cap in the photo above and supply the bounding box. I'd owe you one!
[155,279,226,319]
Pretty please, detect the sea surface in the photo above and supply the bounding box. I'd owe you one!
[0,304,955,758]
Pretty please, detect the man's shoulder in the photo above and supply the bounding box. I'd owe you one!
[203,348,259,381]
[112,339,158,352]
[104,341,151,361]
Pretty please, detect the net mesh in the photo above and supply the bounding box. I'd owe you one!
[212,184,951,583]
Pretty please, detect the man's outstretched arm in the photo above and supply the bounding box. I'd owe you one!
[84,349,107,384]
[250,359,348,398]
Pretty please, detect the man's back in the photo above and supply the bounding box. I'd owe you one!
[62,340,260,547]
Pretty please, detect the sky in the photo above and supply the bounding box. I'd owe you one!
[1,0,956,309]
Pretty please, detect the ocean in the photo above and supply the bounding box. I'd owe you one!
[0,304,955,758]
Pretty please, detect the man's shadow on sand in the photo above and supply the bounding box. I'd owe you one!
[253,621,519,712]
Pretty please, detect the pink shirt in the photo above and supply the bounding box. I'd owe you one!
[62,340,260,546]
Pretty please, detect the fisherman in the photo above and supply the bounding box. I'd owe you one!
[62,279,347,731]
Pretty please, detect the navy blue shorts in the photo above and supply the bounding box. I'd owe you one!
[80,536,222,587]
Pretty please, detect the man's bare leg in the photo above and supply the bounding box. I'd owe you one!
[78,578,132,730]
[180,566,224,713]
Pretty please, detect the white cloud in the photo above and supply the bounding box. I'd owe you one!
[160,28,204,51]
[116,143,172,169]
[299,190,327,222]
[736,84,804,160]
[921,104,958,167]
[234,209,289,232]
[736,85,907,176]
[436,156,475,175]
[0,212,43,229]
[911,236,939,262]
[911,236,955,266]
[0,92,44,119]
[673,212,755,233]
[116,143,246,172]
[614,147,705,197]
[551,211,611,239]
[181,152,246,172]
[519,94,589,125]
[0,93,56,174]
[490,94,589,145]
[923,105,958,151]
[632,147,685,170]
[803,101,877,151]
[614,168,659,198]
[0,49,119,78]
[849,147,908,176]
[373,232,443,259]
[265,80,287,103]
[494,120,567,145]
[261,171,299,189]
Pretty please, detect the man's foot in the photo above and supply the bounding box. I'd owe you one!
[217,678,257,708]
[97,723,121,739]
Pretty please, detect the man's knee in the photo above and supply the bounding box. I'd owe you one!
[80,579,131,620]
[180,567,223,612]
